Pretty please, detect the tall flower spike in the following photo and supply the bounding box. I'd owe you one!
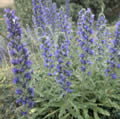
[4,8,34,116]
[96,13,106,30]
[65,0,71,17]
[56,8,72,38]
[105,21,120,79]
[40,35,55,76]
[96,13,109,57]
[48,2,57,32]
[77,8,94,75]
[55,32,72,93]
[32,0,46,32]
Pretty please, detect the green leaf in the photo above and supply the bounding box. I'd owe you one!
[68,100,83,119]
[83,109,90,119]
[107,99,120,109]
[59,104,67,119]
[94,107,110,116]
[94,112,101,119]
[43,109,59,119]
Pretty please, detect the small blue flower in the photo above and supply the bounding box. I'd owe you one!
[16,88,23,95]
[28,88,34,97]
[12,77,20,84]
[28,101,34,108]
[117,64,120,68]
[80,65,86,72]
[24,72,32,80]
[111,73,117,79]
[16,98,23,104]
[21,111,27,116]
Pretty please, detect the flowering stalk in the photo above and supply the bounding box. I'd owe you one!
[56,8,72,39]
[55,32,72,93]
[40,36,55,76]
[105,21,120,79]
[32,0,46,31]
[4,8,34,116]
[48,1,57,32]
[65,0,71,17]
[77,8,94,75]
[96,13,109,58]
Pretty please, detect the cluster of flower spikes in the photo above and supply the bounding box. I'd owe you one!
[105,21,120,79]
[54,32,72,93]
[77,8,94,75]
[4,9,34,116]
[65,0,71,17]
[95,13,109,58]
[33,0,57,76]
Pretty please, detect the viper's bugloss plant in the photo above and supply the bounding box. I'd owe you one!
[3,0,120,119]
[77,8,94,75]
[4,8,34,116]
[106,21,120,79]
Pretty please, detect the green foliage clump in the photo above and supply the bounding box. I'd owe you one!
[0,66,17,119]
[14,0,33,27]
[103,0,120,23]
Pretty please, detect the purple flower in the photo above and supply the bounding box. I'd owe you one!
[87,71,91,76]
[12,77,20,84]
[111,73,117,79]
[28,101,34,108]
[21,111,27,116]
[16,88,23,95]
[12,68,19,74]
[11,59,19,65]
[16,98,23,104]
[24,72,32,80]
[28,88,34,97]
[117,64,120,68]
[81,65,86,72]
[9,49,16,56]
